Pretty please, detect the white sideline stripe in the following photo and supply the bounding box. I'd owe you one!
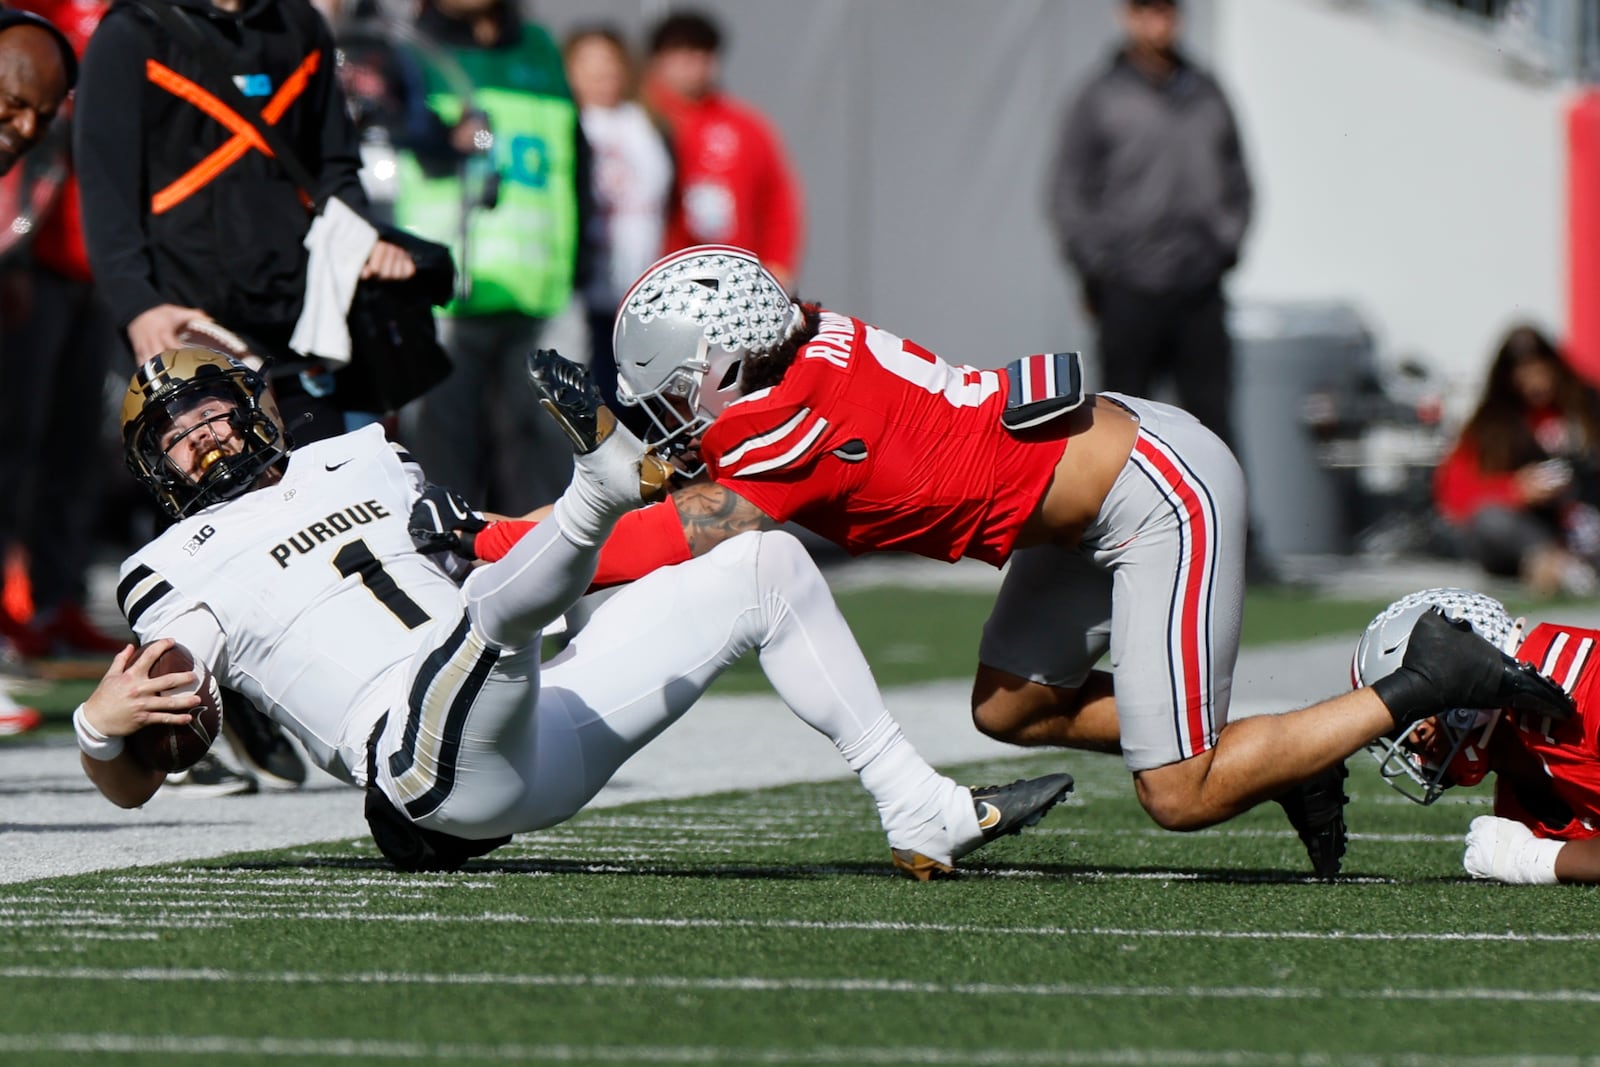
[7,966,1600,1004]
[1,1035,1591,1067]
[5,908,1596,944]
[1030,828,1464,844]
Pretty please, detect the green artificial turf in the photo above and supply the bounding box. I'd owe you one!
[3,752,1597,1065]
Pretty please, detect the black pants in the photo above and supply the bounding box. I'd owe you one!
[1091,280,1237,452]
[0,271,118,609]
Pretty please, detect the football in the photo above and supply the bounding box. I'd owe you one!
[127,643,224,773]
[175,319,264,371]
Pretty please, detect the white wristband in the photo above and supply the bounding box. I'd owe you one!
[73,704,125,762]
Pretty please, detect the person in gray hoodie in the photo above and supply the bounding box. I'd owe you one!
[1046,0,1252,460]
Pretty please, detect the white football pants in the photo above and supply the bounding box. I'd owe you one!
[376,526,958,849]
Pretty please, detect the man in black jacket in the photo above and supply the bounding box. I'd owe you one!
[74,0,414,438]
[73,0,415,791]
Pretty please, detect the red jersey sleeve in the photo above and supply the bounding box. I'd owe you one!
[473,501,691,588]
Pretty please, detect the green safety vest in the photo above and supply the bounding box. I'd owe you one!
[395,27,580,319]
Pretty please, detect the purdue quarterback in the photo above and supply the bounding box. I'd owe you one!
[74,346,1073,875]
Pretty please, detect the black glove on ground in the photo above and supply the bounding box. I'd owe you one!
[1371,608,1576,729]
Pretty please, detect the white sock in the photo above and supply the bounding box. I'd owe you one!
[842,713,975,859]
[551,425,646,547]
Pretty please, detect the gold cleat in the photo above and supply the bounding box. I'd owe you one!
[890,773,1074,882]
[890,848,955,882]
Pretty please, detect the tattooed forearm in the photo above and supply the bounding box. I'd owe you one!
[671,482,777,556]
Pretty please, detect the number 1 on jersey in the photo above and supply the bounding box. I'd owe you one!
[333,539,431,630]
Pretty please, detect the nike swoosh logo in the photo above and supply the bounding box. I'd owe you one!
[631,345,669,370]
[976,801,1001,830]
[325,460,352,472]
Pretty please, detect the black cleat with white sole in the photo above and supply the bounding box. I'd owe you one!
[221,690,306,791]
[893,772,1074,881]
[526,347,674,502]
[526,348,613,454]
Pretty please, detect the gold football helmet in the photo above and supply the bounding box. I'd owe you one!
[121,347,288,519]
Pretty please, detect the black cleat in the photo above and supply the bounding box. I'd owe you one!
[526,347,674,500]
[892,772,1074,881]
[526,348,615,454]
[221,690,306,792]
[165,753,258,798]
[1277,761,1349,880]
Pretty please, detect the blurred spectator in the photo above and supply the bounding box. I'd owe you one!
[0,0,126,664]
[563,23,672,406]
[642,9,802,292]
[1045,0,1262,576]
[1045,0,1251,452]
[0,9,80,732]
[396,0,592,515]
[320,0,436,226]
[1434,324,1600,597]
[73,0,413,445]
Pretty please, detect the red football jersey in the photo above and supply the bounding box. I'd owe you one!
[700,311,1069,565]
[1492,622,1600,840]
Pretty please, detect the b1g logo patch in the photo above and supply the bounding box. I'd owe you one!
[182,524,217,557]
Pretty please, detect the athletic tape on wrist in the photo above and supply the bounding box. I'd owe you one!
[73,704,125,762]
[1520,836,1564,885]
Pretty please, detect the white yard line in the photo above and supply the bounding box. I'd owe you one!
[5,964,1600,1004]
[4,901,1592,944]
[2,1034,1589,1066]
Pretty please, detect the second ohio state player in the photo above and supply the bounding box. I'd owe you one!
[1354,588,1600,884]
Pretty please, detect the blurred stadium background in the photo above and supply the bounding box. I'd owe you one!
[529,0,1600,566]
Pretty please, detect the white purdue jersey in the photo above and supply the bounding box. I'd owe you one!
[115,425,467,785]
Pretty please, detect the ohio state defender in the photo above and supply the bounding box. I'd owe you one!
[454,246,1573,881]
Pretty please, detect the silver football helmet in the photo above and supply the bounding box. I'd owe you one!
[612,245,803,465]
[1352,588,1524,805]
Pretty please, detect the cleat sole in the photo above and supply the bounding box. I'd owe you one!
[891,848,954,882]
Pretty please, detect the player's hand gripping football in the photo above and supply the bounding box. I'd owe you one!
[1372,608,1576,729]
[80,639,203,739]
[409,483,487,561]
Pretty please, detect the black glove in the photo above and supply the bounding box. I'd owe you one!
[1371,608,1576,729]
[408,483,487,560]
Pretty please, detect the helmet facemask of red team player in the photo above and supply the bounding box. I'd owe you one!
[611,246,804,474]
[1351,588,1524,805]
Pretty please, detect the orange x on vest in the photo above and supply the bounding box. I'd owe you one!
[146,51,321,216]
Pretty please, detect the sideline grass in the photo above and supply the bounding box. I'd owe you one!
[3,752,1597,1065]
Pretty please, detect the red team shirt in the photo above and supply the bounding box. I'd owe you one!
[1495,622,1600,840]
[699,312,1071,566]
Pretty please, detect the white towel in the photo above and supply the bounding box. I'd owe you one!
[289,196,379,364]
